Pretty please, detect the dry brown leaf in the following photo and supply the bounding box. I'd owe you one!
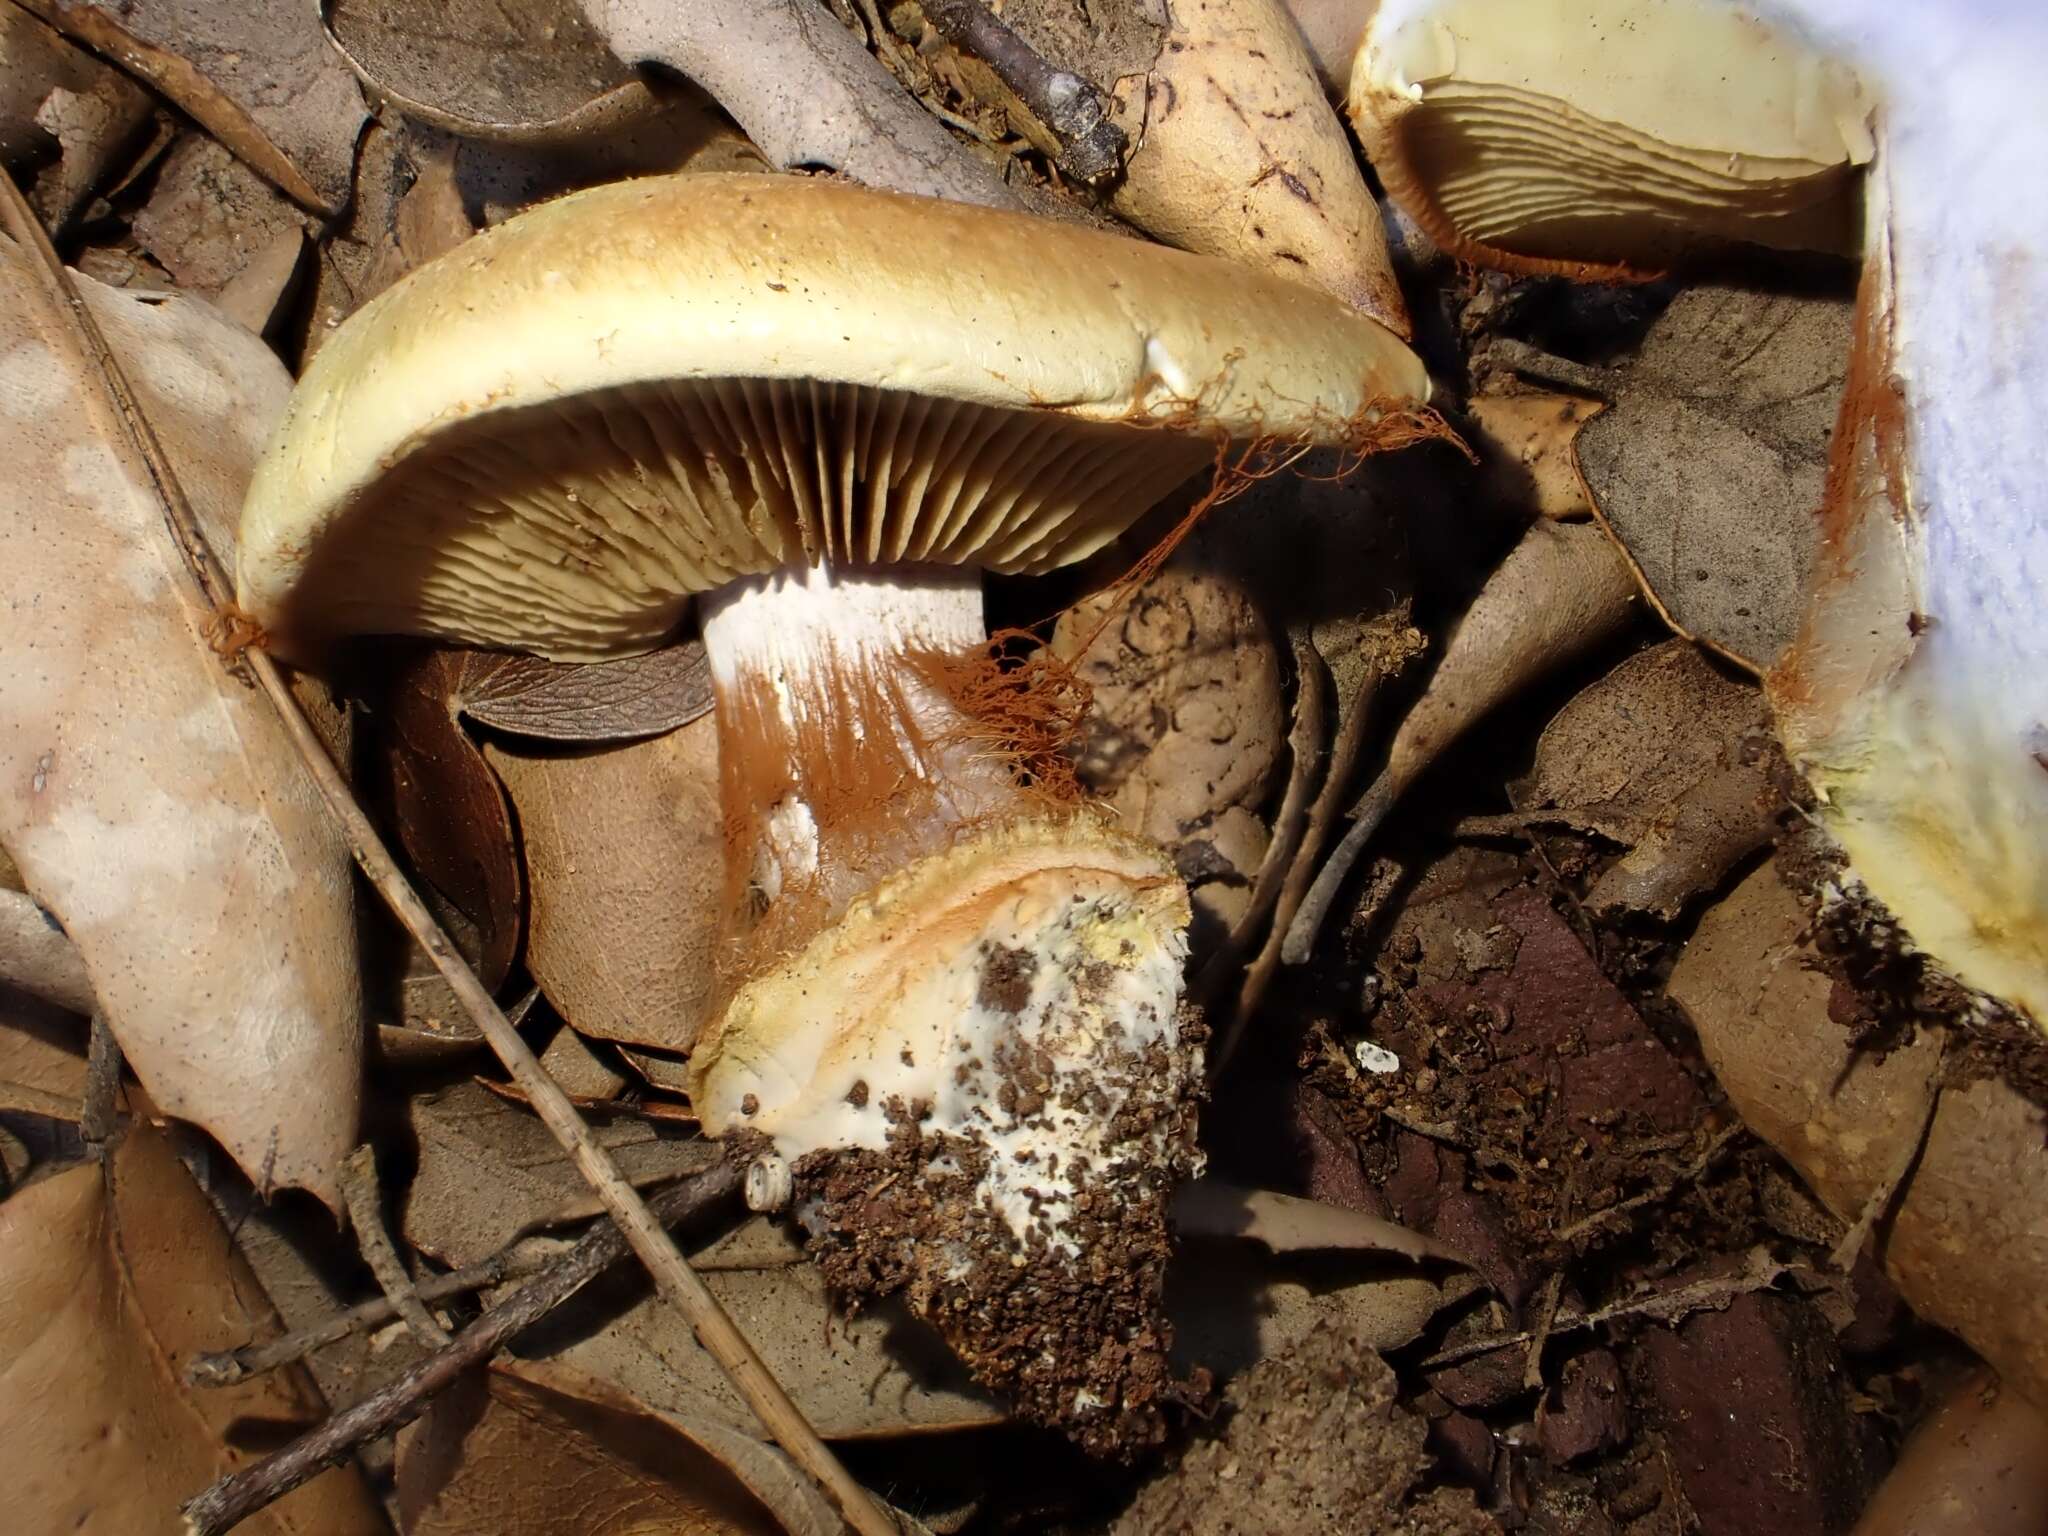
[130,134,312,300]
[0,2,152,234]
[456,639,712,742]
[1513,639,1778,920]
[538,1019,629,1100]
[17,0,367,212]
[401,1080,719,1258]
[1575,285,1852,672]
[528,1211,1007,1439]
[370,645,526,989]
[0,984,87,1114]
[487,716,722,1052]
[397,1358,836,1536]
[1669,862,2048,1410]
[325,0,664,143]
[0,244,361,1203]
[0,1125,383,1533]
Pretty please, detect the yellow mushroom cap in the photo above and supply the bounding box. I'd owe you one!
[1348,0,1874,276]
[238,172,1427,662]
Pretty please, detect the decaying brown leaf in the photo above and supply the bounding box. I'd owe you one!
[401,1081,718,1259]
[1575,285,1852,671]
[485,715,722,1053]
[1669,862,2048,1410]
[372,646,526,989]
[527,1210,1008,1439]
[0,984,87,1116]
[0,244,361,1202]
[0,2,152,234]
[0,1125,383,1534]
[325,0,666,143]
[455,639,713,743]
[398,1358,835,1536]
[1513,639,1778,920]
[16,0,367,212]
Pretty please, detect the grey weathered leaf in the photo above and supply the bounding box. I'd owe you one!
[1575,285,1852,671]
[1173,1180,1457,1264]
[324,0,664,143]
[455,640,713,742]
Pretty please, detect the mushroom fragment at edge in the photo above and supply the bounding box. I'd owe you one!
[1337,0,2048,1024]
[235,171,1431,1448]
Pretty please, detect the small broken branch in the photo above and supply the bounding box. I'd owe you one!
[0,166,894,1536]
[80,1012,122,1153]
[919,0,1125,181]
[1418,1248,1798,1371]
[182,1159,742,1536]
[340,1144,451,1347]
[1555,1122,1747,1245]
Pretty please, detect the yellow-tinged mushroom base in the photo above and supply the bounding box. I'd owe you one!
[688,814,1205,1451]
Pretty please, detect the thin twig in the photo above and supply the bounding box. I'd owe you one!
[0,166,895,1536]
[188,1244,545,1388]
[341,1144,451,1347]
[1555,1123,1748,1245]
[1419,1249,1798,1372]
[919,0,1125,181]
[181,1161,742,1536]
[80,1012,123,1153]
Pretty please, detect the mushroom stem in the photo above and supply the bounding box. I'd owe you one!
[699,561,1027,961]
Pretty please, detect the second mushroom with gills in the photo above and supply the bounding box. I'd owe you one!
[235,171,1431,1449]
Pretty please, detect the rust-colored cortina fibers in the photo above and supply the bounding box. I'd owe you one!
[712,400,1459,994]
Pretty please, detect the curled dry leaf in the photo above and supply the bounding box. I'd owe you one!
[1513,639,1779,921]
[0,2,152,235]
[455,638,712,742]
[371,646,526,989]
[1669,861,2048,1410]
[1172,1179,1455,1264]
[485,714,722,1054]
[0,247,361,1203]
[0,1124,383,1534]
[1575,286,1851,672]
[325,0,666,143]
[1285,519,1641,962]
[397,1359,818,1536]
[15,0,367,213]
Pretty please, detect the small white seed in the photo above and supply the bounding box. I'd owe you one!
[744,1152,792,1212]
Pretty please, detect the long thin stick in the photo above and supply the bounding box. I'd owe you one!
[182,1162,742,1536]
[0,169,894,1536]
